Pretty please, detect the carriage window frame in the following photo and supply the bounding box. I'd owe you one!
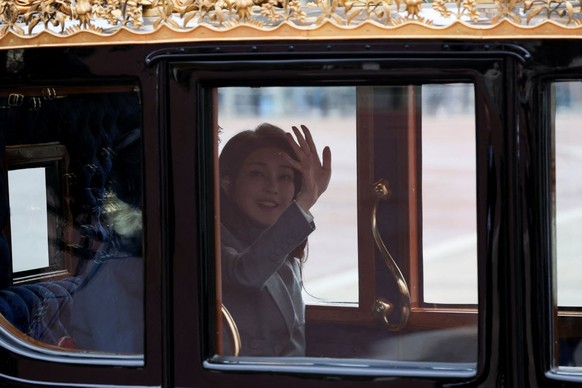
[210,81,480,334]
[4,143,73,284]
[547,79,582,376]
[0,83,149,369]
[206,80,482,378]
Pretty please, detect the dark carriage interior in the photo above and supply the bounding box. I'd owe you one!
[0,60,144,352]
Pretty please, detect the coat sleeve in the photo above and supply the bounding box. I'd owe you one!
[221,202,315,289]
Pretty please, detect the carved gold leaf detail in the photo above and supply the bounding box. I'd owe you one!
[523,0,580,24]
[432,0,479,21]
[492,0,521,24]
[2,0,582,42]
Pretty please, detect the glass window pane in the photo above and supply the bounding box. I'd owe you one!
[0,87,144,358]
[218,87,359,305]
[8,168,50,272]
[213,84,478,374]
[553,81,582,369]
[421,84,477,305]
[555,81,582,308]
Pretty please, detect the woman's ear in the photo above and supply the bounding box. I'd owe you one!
[220,176,232,195]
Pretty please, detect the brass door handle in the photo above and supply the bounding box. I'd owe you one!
[371,179,411,331]
[221,304,241,356]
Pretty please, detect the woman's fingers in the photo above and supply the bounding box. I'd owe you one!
[286,132,302,159]
[319,146,332,194]
[290,125,325,164]
[283,125,333,211]
[279,151,301,171]
[286,125,330,170]
[291,126,311,156]
[322,145,332,172]
[300,125,316,151]
[285,124,332,185]
[301,125,325,165]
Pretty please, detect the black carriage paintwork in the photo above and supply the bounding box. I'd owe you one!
[0,40,579,387]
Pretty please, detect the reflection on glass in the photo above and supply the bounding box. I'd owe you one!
[8,168,50,272]
[0,87,144,356]
[553,81,582,368]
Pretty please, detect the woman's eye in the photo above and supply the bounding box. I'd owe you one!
[280,174,293,181]
[248,170,264,177]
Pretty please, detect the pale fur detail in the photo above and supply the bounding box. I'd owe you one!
[103,192,142,238]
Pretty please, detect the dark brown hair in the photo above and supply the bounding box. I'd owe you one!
[219,123,301,194]
[219,123,307,261]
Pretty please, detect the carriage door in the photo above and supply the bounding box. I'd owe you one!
[163,43,515,386]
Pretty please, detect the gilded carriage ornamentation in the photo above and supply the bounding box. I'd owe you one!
[1,0,582,46]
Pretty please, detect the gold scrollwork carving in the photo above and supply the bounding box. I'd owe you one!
[1,0,582,47]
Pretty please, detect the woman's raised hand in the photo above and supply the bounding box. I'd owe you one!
[283,125,332,212]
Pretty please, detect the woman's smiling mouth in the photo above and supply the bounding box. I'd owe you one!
[257,200,278,208]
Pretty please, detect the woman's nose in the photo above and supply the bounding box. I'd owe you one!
[263,176,278,193]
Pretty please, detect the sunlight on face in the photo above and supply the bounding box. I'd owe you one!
[232,147,296,228]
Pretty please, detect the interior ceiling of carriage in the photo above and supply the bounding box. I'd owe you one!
[0,0,582,49]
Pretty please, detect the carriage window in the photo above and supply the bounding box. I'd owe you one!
[421,85,477,304]
[9,168,51,273]
[553,81,582,369]
[218,87,359,304]
[214,84,478,372]
[0,85,144,359]
[6,144,71,282]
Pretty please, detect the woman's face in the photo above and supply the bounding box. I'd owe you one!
[231,147,296,228]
